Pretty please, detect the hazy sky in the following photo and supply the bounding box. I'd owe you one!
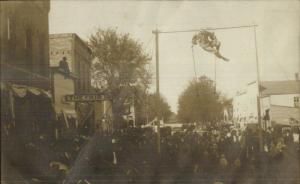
[49,0,300,112]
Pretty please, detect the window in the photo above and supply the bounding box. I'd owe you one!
[294,97,299,107]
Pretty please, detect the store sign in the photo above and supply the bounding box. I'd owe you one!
[64,94,105,102]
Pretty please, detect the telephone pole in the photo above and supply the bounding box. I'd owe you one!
[153,29,161,156]
[253,26,263,152]
[214,55,217,93]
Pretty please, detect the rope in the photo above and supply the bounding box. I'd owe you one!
[191,45,197,80]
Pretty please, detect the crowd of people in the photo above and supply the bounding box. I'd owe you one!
[60,123,299,184]
[2,110,299,184]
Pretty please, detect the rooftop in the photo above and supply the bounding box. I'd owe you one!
[235,80,300,97]
[50,33,91,54]
[260,80,300,96]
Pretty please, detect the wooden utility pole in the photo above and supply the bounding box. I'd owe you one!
[153,29,161,155]
[214,55,217,93]
[253,26,263,152]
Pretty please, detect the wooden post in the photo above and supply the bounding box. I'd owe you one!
[153,29,161,155]
[253,26,263,152]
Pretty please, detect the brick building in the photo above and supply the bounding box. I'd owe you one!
[49,33,92,94]
[50,67,78,139]
[1,1,55,182]
[0,0,54,141]
[49,33,94,135]
[0,0,51,89]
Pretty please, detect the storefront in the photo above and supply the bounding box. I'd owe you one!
[1,82,56,177]
[1,82,55,142]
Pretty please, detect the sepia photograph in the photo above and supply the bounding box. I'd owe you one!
[1,0,299,184]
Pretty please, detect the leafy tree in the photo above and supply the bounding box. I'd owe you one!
[89,28,152,127]
[135,93,172,125]
[177,76,224,124]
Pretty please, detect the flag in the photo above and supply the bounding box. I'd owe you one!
[192,30,229,61]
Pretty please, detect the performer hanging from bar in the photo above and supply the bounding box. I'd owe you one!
[192,30,229,61]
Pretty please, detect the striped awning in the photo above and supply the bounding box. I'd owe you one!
[11,84,51,98]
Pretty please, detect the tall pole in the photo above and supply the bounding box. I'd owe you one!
[214,55,217,93]
[253,26,263,152]
[153,29,161,155]
[146,91,149,124]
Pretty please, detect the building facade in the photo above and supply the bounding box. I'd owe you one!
[233,79,300,129]
[260,80,300,127]
[50,67,78,139]
[232,81,259,129]
[49,33,92,94]
[1,1,54,181]
[50,33,94,135]
[1,0,51,89]
[0,0,54,141]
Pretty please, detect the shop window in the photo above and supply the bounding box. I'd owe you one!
[294,97,299,107]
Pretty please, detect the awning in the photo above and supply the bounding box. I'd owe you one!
[11,84,51,98]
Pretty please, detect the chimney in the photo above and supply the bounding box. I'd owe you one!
[295,73,299,81]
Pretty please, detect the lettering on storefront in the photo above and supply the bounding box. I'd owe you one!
[64,94,105,102]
